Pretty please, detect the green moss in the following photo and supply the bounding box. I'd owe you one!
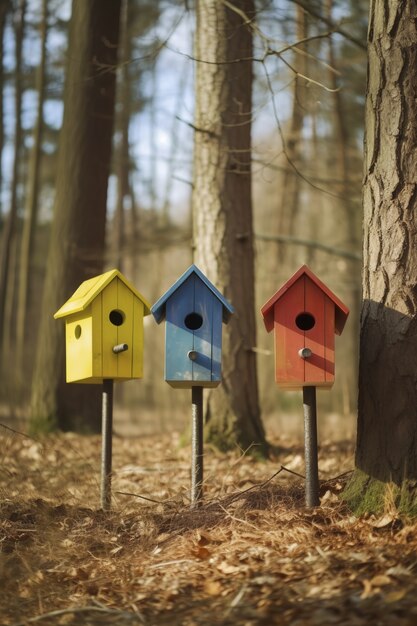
[341,470,389,516]
[342,470,417,518]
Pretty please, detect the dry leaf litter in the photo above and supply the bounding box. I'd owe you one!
[1,427,416,625]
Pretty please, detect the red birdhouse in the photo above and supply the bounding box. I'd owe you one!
[261,265,349,389]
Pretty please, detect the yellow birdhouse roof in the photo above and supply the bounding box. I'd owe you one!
[54,269,151,319]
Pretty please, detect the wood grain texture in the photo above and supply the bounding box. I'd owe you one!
[164,274,223,387]
[304,276,326,386]
[61,275,146,383]
[262,266,347,389]
[193,275,214,383]
[274,278,305,386]
[165,276,195,384]
[65,310,93,383]
[272,275,337,388]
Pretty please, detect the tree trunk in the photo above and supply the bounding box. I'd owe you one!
[343,0,417,516]
[0,0,26,354]
[30,0,121,433]
[192,0,267,455]
[112,0,131,272]
[0,0,9,226]
[16,0,48,369]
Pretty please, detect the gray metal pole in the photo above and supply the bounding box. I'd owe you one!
[101,379,114,510]
[303,385,320,507]
[191,386,204,506]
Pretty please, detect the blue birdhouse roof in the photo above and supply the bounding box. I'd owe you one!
[151,264,234,324]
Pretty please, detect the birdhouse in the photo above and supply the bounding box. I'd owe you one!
[260,265,349,389]
[151,265,234,388]
[54,269,151,383]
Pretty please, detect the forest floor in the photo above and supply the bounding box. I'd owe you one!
[1,424,417,626]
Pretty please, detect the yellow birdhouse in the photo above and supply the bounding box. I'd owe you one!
[54,269,151,383]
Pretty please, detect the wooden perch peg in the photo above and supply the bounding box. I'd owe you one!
[113,343,128,354]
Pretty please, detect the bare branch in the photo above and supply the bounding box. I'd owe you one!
[255,232,361,261]
[223,0,341,76]
[288,0,367,50]
[164,2,340,83]
[252,157,362,186]
[278,55,340,93]
[261,61,343,200]
[273,31,341,76]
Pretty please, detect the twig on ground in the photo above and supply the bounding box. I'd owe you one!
[116,490,164,504]
[281,466,306,480]
[149,559,196,569]
[216,465,306,509]
[10,604,144,626]
[230,584,248,608]
[219,467,285,506]
[321,470,354,485]
[217,503,259,530]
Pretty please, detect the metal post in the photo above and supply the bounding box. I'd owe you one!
[303,385,320,507]
[101,379,114,510]
[191,386,204,506]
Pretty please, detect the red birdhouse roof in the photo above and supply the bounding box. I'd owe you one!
[261,265,349,335]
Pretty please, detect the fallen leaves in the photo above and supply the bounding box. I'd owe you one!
[203,580,223,597]
[1,431,417,625]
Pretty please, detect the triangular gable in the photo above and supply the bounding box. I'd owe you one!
[151,264,234,324]
[54,269,151,319]
[261,265,349,335]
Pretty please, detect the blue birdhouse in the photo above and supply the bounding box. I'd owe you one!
[151,265,234,388]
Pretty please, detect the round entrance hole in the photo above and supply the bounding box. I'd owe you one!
[295,312,316,331]
[184,312,203,331]
[74,325,82,339]
[109,309,125,326]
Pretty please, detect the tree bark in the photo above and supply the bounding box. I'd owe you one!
[344,0,417,515]
[192,0,267,454]
[30,0,121,432]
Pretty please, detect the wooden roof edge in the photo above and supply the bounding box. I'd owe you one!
[260,265,349,331]
[54,269,151,319]
[151,264,234,324]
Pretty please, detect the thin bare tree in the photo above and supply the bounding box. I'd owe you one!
[0,0,26,355]
[16,0,48,369]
